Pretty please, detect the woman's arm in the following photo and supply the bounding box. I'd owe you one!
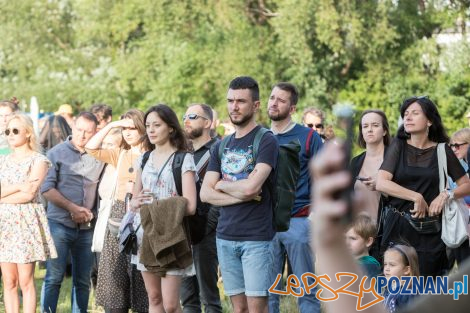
[376,170,428,218]
[182,170,197,216]
[0,159,49,204]
[85,120,129,150]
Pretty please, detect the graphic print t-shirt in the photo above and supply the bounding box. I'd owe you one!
[207,126,278,241]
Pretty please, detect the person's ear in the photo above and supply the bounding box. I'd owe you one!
[403,265,411,276]
[366,236,374,248]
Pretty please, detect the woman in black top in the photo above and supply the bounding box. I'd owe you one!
[376,96,470,277]
[350,109,391,223]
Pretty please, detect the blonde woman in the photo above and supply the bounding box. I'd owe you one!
[0,114,57,313]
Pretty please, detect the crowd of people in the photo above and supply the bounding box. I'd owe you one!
[0,76,469,313]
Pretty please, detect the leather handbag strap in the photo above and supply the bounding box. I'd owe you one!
[437,143,448,192]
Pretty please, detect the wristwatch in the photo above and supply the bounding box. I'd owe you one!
[446,189,455,201]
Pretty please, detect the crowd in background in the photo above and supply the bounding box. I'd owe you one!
[0,76,470,313]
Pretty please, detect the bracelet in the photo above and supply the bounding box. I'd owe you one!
[446,189,455,201]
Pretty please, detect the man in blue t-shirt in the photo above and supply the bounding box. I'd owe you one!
[201,76,278,313]
[267,82,323,313]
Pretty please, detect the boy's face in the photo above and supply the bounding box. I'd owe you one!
[345,228,370,258]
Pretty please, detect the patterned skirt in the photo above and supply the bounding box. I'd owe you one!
[96,200,149,311]
[0,202,57,263]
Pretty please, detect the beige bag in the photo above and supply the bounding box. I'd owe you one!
[91,151,124,252]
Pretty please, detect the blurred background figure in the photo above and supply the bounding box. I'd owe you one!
[0,114,57,313]
[302,107,326,141]
[0,98,20,155]
[54,104,74,128]
[90,103,113,132]
[447,127,470,268]
[39,115,72,151]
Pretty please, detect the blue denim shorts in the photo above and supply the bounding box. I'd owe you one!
[216,238,274,297]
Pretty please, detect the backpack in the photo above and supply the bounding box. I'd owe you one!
[141,151,207,244]
[218,127,301,232]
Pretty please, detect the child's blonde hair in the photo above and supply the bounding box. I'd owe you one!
[349,213,377,241]
[386,243,420,277]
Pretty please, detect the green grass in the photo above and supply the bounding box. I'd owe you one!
[0,268,299,312]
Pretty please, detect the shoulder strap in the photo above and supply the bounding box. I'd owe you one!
[437,143,448,192]
[305,128,315,158]
[141,150,151,170]
[218,134,233,161]
[196,150,211,174]
[172,152,187,196]
[252,127,269,160]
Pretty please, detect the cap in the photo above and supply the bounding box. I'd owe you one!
[55,104,73,116]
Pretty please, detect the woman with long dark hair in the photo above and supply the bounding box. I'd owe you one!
[85,109,151,313]
[39,115,72,151]
[350,109,391,222]
[376,96,470,277]
[130,104,197,313]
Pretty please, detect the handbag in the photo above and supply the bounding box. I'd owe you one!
[437,143,469,248]
[382,205,441,235]
[119,222,141,255]
[91,151,124,252]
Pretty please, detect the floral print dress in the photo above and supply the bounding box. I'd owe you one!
[0,153,57,263]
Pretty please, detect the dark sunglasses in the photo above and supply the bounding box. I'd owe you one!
[403,95,429,105]
[122,126,137,131]
[450,142,468,149]
[307,123,324,129]
[182,114,208,121]
[5,128,20,136]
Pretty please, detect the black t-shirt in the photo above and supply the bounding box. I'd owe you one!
[206,126,278,241]
[380,138,466,212]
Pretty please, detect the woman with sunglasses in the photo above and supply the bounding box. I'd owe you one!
[130,104,197,313]
[447,128,470,267]
[85,109,151,313]
[0,114,57,313]
[376,96,470,277]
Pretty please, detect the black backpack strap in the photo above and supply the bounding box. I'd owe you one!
[172,151,187,196]
[140,151,151,170]
[252,127,270,160]
[218,134,233,161]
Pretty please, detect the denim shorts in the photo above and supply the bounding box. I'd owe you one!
[216,238,274,297]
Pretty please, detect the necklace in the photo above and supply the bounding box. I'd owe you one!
[128,150,135,173]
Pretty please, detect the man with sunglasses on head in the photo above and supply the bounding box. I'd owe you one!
[267,82,323,313]
[181,103,222,313]
[302,107,326,142]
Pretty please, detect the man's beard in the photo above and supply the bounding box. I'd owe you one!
[187,127,204,139]
[229,112,254,126]
[268,109,290,122]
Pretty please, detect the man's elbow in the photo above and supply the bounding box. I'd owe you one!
[200,185,212,204]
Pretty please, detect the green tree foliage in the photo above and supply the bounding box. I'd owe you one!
[0,0,469,132]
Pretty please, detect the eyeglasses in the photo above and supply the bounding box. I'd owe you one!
[307,123,324,129]
[403,95,429,105]
[182,114,208,121]
[450,142,468,149]
[5,128,20,136]
[122,127,137,131]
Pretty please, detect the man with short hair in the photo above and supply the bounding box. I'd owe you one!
[302,107,326,140]
[180,103,222,313]
[268,82,322,313]
[41,112,105,313]
[201,76,279,313]
[89,103,113,131]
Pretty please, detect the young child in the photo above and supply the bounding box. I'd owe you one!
[382,243,419,313]
[345,214,381,278]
